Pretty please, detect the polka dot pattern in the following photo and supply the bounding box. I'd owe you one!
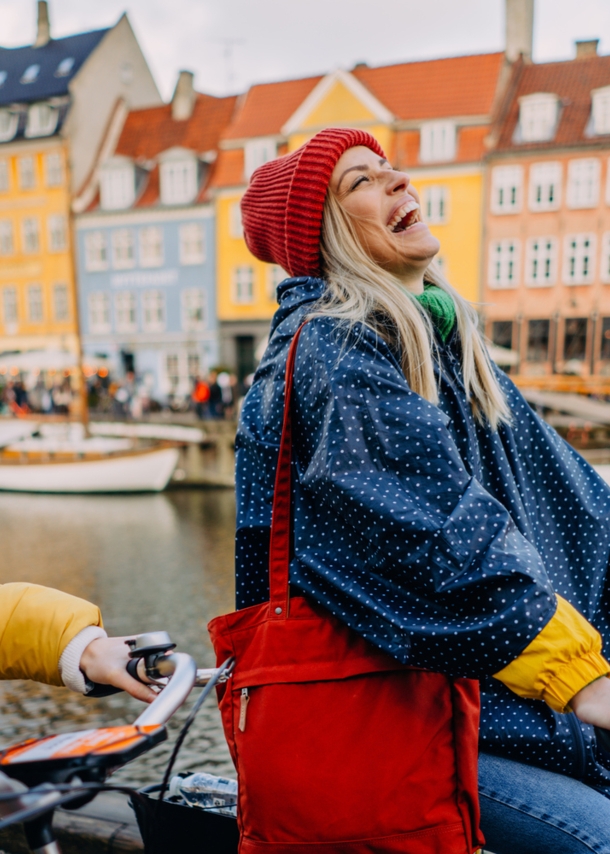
[235,277,610,788]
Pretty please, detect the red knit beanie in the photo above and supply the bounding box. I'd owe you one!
[241,127,386,278]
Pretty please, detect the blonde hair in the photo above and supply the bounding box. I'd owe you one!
[314,191,510,429]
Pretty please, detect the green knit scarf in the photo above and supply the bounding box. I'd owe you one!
[414,284,456,342]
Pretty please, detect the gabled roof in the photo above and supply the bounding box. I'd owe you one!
[352,52,505,120]
[222,75,323,140]
[493,53,610,152]
[0,29,108,106]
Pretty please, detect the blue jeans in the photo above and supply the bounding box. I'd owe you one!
[479,752,610,853]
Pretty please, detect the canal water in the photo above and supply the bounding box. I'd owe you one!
[0,489,236,787]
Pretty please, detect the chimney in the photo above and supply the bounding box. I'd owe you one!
[34,1,50,48]
[171,71,196,121]
[505,0,534,62]
[575,39,599,58]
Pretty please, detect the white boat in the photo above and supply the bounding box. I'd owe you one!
[0,445,179,493]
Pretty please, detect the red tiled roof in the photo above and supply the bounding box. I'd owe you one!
[222,75,323,140]
[209,148,245,189]
[493,54,610,152]
[352,53,505,120]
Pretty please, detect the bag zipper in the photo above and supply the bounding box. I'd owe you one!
[238,688,250,732]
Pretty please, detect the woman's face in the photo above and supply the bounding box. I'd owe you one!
[329,146,440,280]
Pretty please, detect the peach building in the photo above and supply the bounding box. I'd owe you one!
[483,42,610,379]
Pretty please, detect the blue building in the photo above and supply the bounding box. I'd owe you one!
[74,72,237,402]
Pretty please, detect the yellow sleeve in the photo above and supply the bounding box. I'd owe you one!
[493,595,609,713]
[0,583,103,686]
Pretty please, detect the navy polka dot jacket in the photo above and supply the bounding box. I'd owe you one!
[236,277,610,788]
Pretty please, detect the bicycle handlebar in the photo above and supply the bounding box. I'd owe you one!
[134,652,197,727]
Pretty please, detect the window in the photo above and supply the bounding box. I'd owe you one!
[525,236,558,286]
[182,288,205,331]
[55,57,74,77]
[601,317,610,360]
[0,220,13,255]
[18,157,35,190]
[27,285,43,322]
[53,284,69,321]
[491,320,514,350]
[88,292,111,334]
[592,86,610,136]
[267,265,286,300]
[179,222,205,264]
[160,157,198,205]
[0,110,18,143]
[602,232,610,283]
[0,159,9,191]
[142,290,165,332]
[22,218,40,253]
[563,234,596,285]
[21,64,40,84]
[45,153,63,187]
[229,202,243,238]
[48,215,67,252]
[115,291,137,332]
[527,319,550,362]
[166,354,180,388]
[518,93,559,143]
[423,185,448,223]
[187,353,200,380]
[488,240,520,288]
[234,266,255,303]
[3,287,17,325]
[26,103,58,138]
[100,162,135,210]
[528,162,562,211]
[420,121,456,163]
[244,138,277,180]
[112,229,135,269]
[84,231,108,271]
[139,227,163,267]
[567,159,600,209]
[491,166,523,214]
[564,317,588,362]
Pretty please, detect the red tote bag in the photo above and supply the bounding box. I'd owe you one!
[208,323,484,854]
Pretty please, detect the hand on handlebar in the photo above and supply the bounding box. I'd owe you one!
[79,636,157,704]
[570,675,610,728]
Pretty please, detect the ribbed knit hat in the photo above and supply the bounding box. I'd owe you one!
[241,127,386,278]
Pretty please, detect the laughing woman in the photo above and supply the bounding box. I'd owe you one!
[235,128,610,854]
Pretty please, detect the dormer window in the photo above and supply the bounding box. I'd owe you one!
[420,121,456,164]
[55,57,75,78]
[244,138,277,181]
[0,109,18,143]
[26,103,58,138]
[21,64,40,84]
[592,86,610,136]
[518,93,559,143]
[100,158,136,210]
[159,149,198,205]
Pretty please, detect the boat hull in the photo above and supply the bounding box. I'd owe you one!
[0,447,179,493]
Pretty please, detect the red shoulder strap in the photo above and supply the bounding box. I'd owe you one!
[268,323,308,620]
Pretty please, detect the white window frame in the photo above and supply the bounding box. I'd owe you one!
[267,265,287,300]
[111,229,135,269]
[3,286,18,325]
[562,233,597,285]
[524,236,558,287]
[518,93,559,143]
[115,291,137,332]
[47,215,67,252]
[244,138,277,180]
[567,158,600,209]
[166,353,180,389]
[25,103,58,138]
[233,265,255,303]
[84,231,108,272]
[528,161,562,212]
[0,110,18,143]
[592,86,610,136]
[27,284,43,322]
[423,185,449,224]
[100,160,135,210]
[0,159,9,192]
[159,156,198,205]
[88,292,111,334]
[181,288,206,331]
[44,152,63,187]
[139,226,164,268]
[18,157,35,190]
[488,239,521,288]
[490,166,523,214]
[179,222,205,265]
[601,232,610,284]
[142,289,166,332]
[22,217,40,253]
[0,220,13,255]
[53,283,69,321]
[419,121,456,163]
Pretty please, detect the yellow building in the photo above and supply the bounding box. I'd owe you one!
[212,54,509,376]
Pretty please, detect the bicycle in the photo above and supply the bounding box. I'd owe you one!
[0,631,236,854]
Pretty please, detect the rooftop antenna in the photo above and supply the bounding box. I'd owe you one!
[213,39,245,93]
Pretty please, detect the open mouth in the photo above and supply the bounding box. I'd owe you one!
[387,199,421,233]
